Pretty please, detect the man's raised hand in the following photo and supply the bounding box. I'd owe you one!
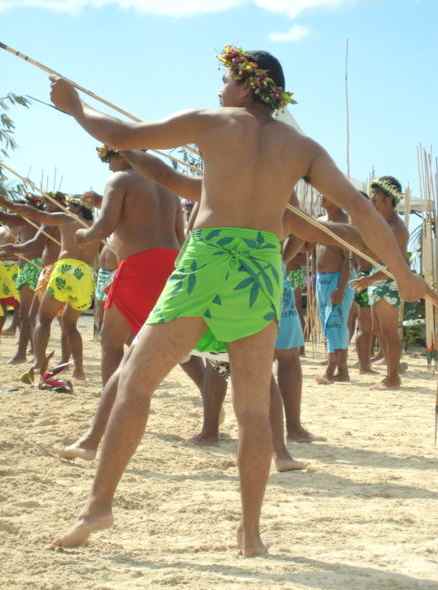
[50,77,82,117]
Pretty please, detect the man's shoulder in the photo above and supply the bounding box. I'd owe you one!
[106,170,138,189]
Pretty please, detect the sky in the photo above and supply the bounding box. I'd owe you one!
[1,0,436,197]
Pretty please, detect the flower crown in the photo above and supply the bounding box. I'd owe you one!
[218,45,296,111]
[96,145,119,163]
[369,178,403,206]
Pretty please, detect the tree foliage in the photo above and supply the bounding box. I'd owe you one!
[0,93,30,196]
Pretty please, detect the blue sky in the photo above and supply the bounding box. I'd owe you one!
[1,0,436,196]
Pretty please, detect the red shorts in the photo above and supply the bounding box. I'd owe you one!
[0,297,19,308]
[105,247,178,335]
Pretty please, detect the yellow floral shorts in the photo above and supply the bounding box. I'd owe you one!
[46,258,95,312]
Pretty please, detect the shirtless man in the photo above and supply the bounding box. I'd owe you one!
[352,177,409,389]
[120,156,308,467]
[49,46,435,556]
[0,194,71,370]
[0,201,43,363]
[0,195,99,381]
[58,148,204,459]
[315,195,354,384]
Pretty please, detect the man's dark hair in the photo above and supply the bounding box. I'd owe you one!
[246,50,286,107]
[371,175,402,207]
[70,201,94,222]
[79,205,93,222]
[379,176,402,194]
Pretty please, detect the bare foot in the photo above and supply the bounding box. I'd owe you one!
[190,433,219,446]
[72,370,86,381]
[237,526,268,558]
[288,429,327,444]
[51,512,113,549]
[57,442,97,461]
[275,457,308,472]
[372,377,401,391]
[316,375,334,385]
[359,367,379,375]
[8,354,27,365]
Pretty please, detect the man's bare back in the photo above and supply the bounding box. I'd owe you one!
[106,170,181,260]
[194,109,316,235]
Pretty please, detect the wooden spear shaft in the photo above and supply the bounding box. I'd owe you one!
[286,203,391,278]
[0,161,88,229]
[0,41,200,166]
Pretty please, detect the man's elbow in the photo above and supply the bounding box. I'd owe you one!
[348,192,373,223]
[110,125,143,150]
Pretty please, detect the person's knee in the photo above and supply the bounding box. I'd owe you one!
[233,401,270,428]
[117,362,152,403]
[37,313,52,329]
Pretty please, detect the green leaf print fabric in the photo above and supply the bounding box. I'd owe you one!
[147,227,283,353]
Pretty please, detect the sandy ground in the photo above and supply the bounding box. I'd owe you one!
[1,316,438,589]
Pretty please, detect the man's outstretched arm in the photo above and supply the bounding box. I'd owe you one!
[0,195,72,226]
[303,141,438,304]
[303,144,409,278]
[76,175,124,245]
[50,79,214,151]
[120,150,202,201]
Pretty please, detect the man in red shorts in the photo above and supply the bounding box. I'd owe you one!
[58,146,203,460]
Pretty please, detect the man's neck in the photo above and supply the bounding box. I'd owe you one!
[244,102,274,121]
[382,207,396,223]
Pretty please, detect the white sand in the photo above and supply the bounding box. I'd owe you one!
[1,317,438,589]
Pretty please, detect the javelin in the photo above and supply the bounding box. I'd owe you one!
[286,203,392,279]
[287,204,438,307]
[0,173,61,247]
[0,161,89,229]
[0,41,200,166]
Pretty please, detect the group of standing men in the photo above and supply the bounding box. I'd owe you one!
[0,45,434,557]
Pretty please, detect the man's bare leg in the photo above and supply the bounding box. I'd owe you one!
[179,355,205,392]
[100,306,132,385]
[58,369,121,461]
[270,377,307,472]
[9,286,33,364]
[94,300,105,338]
[192,360,228,445]
[356,307,376,373]
[334,349,350,381]
[51,317,206,548]
[229,322,276,558]
[316,351,337,384]
[34,292,64,375]
[3,305,20,336]
[61,307,86,380]
[276,349,324,443]
[372,301,401,389]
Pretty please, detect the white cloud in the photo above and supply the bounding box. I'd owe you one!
[0,0,242,16]
[255,0,343,19]
[0,0,358,17]
[269,24,310,42]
